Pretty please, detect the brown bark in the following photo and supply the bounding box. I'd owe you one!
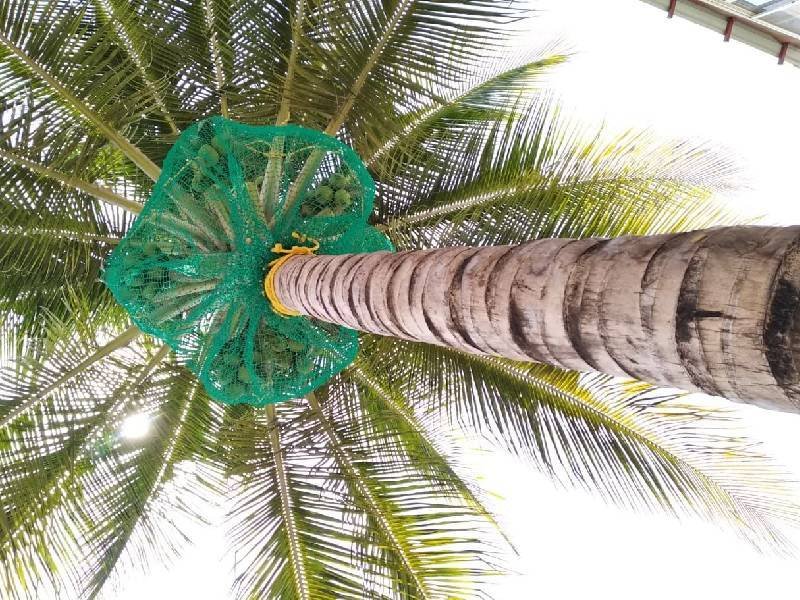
[274,226,800,413]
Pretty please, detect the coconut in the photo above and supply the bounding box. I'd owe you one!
[141,283,159,300]
[191,173,206,192]
[334,189,351,205]
[142,241,160,257]
[198,144,220,168]
[273,354,291,370]
[211,129,232,153]
[256,359,273,378]
[287,339,304,353]
[227,383,246,398]
[122,253,139,268]
[173,188,194,205]
[296,357,315,375]
[329,173,347,189]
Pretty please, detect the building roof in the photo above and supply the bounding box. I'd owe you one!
[640,0,800,67]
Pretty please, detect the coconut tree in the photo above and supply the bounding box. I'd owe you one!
[0,1,798,599]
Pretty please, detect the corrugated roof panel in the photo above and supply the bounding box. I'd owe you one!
[640,0,800,66]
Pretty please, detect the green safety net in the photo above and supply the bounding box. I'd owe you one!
[103,117,393,406]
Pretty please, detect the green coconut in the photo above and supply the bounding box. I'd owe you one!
[141,283,159,300]
[197,144,220,168]
[256,360,273,378]
[227,383,246,398]
[287,339,304,353]
[191,173,207,192]
[329,173,348,189]
[214,367,234,387]
[122,253,139,268]
[142,241,160,257]
[273,353,291,370]
[173,188,194,205]
[296,357,315,375]
[334,189,351,206]
[211,130,232,153]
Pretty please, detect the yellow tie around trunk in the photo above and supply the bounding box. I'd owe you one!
[264,231,320,317]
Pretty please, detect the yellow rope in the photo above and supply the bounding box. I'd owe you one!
[264,231,320,317]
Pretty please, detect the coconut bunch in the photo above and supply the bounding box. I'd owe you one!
[114,261,221,328]
[207,323,319,399]
[104,117,387,405]
[300,171,357,218]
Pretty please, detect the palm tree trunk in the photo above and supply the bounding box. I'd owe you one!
[275,226,800,412]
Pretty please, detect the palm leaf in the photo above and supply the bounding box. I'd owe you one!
[0,0,161,178]
[0,333,167,599]
[380,97,739,249]
[359,335,800,552]
[80,374,223,599]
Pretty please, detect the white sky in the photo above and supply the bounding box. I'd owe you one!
[110,2,800,598]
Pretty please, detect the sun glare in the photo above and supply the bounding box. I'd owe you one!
[119,413,152,440]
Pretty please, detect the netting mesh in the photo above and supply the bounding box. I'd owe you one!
[103,117,393,406]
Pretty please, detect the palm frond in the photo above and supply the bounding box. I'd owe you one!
[0,147,142,213]
[0,201,121,342]
[0,321,141,430]
[223,391,500,600]
[81,374,224,599]
[272,0,527,135]
[0,101,137,341]
[92,0,180,134]
[379,97,739,248]
[0,1,160,179]
[358,335,800,552]
[0,337,168,599]
[224,401,376,600]
[340,361,508,542]
[365,49,566,172]
[309,392,499,599]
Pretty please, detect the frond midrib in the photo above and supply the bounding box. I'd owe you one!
[324,0,413,136]
[307,392,431,600]
[0,147,143,214]
[470,353,772,522]
[275,0,306,126]
[202,0,228,117]
[0,326,142,430]
[0,31,161,180]
[0,224,120,245]
[266,404,311,600]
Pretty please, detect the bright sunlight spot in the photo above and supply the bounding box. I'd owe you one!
[118,413,152,440]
